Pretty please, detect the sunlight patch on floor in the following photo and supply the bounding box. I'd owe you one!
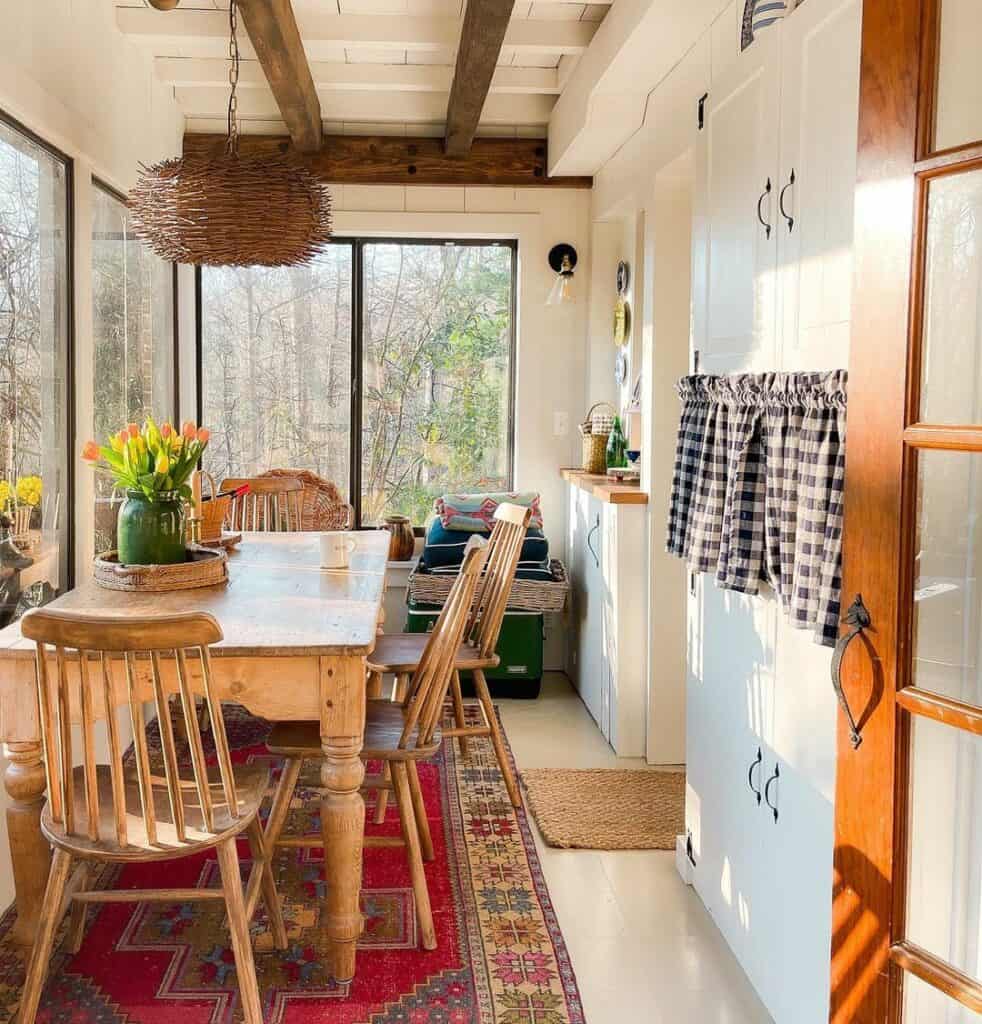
[498,674,773,1024]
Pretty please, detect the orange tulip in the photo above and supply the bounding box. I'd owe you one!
[182,421,197,440]
[196,427,210,444]
[81,440,99,462]
[161,422,173,438]
[127,423,139,439]
[117,429,128,447]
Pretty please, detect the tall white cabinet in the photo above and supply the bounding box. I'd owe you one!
[687,2,861,1022]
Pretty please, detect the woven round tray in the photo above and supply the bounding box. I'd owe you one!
[93,546,228,592]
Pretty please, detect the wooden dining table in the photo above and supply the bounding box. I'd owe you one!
[0,530,390,984]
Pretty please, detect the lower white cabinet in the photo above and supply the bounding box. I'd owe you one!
[565,482,646,757]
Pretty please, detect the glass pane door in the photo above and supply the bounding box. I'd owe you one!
[933,0,982,152]
[899,156,982,1020]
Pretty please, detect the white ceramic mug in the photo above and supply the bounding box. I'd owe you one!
[319,531,357,569]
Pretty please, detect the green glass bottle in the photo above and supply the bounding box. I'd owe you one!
[605,415,627,470]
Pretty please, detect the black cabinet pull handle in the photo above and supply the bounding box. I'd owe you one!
[748,747,763,805]
[830,594,871,750]
[757,178,772,239]
[779,168,795,232]
[764,763,780,823]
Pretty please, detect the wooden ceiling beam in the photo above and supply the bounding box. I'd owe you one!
[235,0,322,153]
[183,132,592,188]
[445,0,517,158]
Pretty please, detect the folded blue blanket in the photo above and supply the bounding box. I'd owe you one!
[420,519,548,570]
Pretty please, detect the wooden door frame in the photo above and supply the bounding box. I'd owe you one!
[832,1,982,1020]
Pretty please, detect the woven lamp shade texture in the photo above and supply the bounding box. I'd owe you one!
[128,151,333,267]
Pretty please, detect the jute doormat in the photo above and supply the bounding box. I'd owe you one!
[521,768,685,850]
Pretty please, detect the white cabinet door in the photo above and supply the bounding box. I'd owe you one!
[692,24,782,374]
[579,497,606,732]
[776,0,862,372]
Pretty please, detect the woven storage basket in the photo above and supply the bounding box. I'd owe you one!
[93,546,228,592]
[259,469,354,530]
[197,472,230,543]
[579,402,616,475]
[409,559,569,613]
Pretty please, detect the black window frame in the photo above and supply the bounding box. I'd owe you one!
[195,236,518,529]
[0,105,76,591]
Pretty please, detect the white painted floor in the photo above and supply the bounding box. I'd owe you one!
[498,673,773,1024]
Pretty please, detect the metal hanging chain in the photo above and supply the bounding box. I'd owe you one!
[226,0,240,155]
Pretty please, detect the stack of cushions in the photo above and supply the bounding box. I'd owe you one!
[419,491,554,582]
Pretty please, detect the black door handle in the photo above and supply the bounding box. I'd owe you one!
[764,763,780,823]
[748,747,763,805]
[757,178,772,239]
[779,169,795,232]
[830,594,871,750]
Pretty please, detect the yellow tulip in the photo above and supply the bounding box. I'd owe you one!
[155,452,169,475]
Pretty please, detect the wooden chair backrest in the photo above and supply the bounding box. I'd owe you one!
[400,544,487,749]
[221,476,304,532]
[466,503,533,659]
[20,609,237,848]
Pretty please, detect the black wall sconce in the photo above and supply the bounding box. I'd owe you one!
[547,243,577,306]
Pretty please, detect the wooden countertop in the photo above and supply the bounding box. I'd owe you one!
[561,468,648,505]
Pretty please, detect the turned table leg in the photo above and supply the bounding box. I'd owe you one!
[4,741,50,947]
[319,657,366,984]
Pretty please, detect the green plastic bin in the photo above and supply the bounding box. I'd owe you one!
[404,597,543,699]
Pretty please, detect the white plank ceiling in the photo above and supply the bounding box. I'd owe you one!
[115,0,611,138]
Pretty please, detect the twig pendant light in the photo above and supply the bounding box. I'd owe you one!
[127,0,332,267]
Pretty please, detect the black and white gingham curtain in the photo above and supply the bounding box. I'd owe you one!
[666,371,847,646]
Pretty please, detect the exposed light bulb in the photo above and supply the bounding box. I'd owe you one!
[547,254,575,306]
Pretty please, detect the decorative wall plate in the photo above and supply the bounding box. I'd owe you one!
[614,349,628,386]
[613,296,630,347]
[616,260,630,296]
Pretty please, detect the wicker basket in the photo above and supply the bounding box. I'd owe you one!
[93,546,228,592]
[197,472,230,543]
[260,469,354,530]
[409,559,569,614]
[579,402,616,474]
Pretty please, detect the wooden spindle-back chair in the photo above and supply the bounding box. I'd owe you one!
[465,503,534,659]
[264,543,488,951]
[222,476,304,532]
[17,609,285,1024]
[367,503,532,819]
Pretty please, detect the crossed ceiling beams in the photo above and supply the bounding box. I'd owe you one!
[125,0,603,171]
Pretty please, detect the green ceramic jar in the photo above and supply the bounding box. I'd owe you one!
[117,490,187,566]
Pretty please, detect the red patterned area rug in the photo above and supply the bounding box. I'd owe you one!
[0,706,585,1024]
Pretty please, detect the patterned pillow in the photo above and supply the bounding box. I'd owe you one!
[434,491,543,532]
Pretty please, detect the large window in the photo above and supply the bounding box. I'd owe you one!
[91,181,175,552]
[199,239,515,526]
[0,113,71,624]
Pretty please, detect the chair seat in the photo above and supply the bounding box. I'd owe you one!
[367,633,499,674]
[42,763,269,862]
[267,700,441,762]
